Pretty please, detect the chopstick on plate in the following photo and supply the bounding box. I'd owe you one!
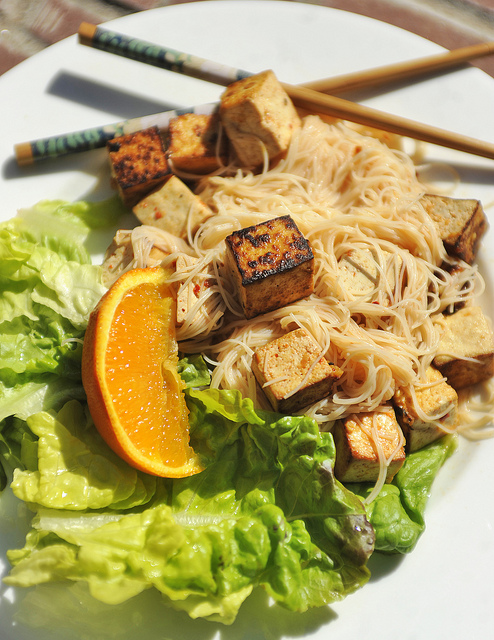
[14,27,494,165]
[303,41,494,94]
[14,102,220,166]
[78,22,494,94]
[76,24,494,161]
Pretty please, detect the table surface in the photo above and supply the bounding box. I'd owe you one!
[1,0,494,78]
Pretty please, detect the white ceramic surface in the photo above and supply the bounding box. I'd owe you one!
[0,2,493,639]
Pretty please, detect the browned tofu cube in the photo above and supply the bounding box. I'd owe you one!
[337,247,402,305]
[421,194,488,264]
[132,175,212,239]
[333,410,406,484]
[174,254,224,330]
[252,328,343,413]
[393,366,458,452]
[101,228,192,287]
[107,126,169,208]
[101,229,170,287]
[225,215,314,319]
[440,258,470,314]
[219,70,301,168]
[433,306,494,389]
[167,113,228,174]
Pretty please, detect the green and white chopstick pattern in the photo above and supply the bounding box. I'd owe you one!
[14,25,494,165]
[81,23,253,85]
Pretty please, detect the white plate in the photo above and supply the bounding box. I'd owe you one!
[1,2,493,639]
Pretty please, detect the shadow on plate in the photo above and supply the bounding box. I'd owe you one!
[2,580,337,640]
[47,72,175,121]
[1,147,110,187]
[366,551,405,583]
[338,65,475,104]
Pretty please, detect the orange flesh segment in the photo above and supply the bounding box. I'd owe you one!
[105,281,191,468]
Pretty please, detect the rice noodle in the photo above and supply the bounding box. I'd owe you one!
[126,115,492,439]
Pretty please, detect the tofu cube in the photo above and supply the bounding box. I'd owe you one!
[219,70,301,168]
[101,229,170,287]
[421,194,488,264]
[132,175,212,240]
[337,247,402,304]
[174,254,223,328]
[107,126,170,208]
[393,366,458,452]
[176,254,201,326]
[433,306,494,389]
[252,328,343,413]
[440,258,469,314]
[333,410,406,484]
[167,113,228,174]
[225,215,314,319]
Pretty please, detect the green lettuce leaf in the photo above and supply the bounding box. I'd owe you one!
[177,353,211,388]
[0,200,114,427]
[351,435,457,553]
[5,390,374,624]
[10,400,156,511]
[0,198,127,488]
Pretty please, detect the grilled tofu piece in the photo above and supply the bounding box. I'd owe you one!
[337,247,402,305]
[252,328,343,413]
[101,229,170,287]
[333,410,405,483]
[439,258,470,314]
[107,126,170,208]
[420,194,488,264]
[167,113,228,174]
[132,175,212,239]
[176,255,203,326]
[433,306,494,389]
[219,70,301,168]
[225,215,314,319]
[174,254,223,328]
[101,225,193,288]
[393,366,458,452]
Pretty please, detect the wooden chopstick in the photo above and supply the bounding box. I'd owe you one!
[78,24,494,160]
[303,41,494,94]
[79,23,494,95]
[14,25,494,165]
[14,103,219,165]
[282,82,494,159]
[78,22,252,86]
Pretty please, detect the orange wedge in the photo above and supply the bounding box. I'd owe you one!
[82,266,203,478]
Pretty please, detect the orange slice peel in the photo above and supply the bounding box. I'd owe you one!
[82,266,204,478]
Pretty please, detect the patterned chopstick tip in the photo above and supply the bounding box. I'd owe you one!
[14,102,219,165]
[79,22,252,86]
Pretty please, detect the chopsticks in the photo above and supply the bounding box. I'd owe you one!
[14,102,220,166]
[304,41,494,94]
[79,22,494,95]
[78,25,494,160]
[14,24,494,165]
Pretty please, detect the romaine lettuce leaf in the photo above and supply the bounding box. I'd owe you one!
[352,435,457,553]
[0,198,126,486]
[4,390,374,624]
[0,200,116,426]
[10,400,156,511]
[177,353,211,388]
